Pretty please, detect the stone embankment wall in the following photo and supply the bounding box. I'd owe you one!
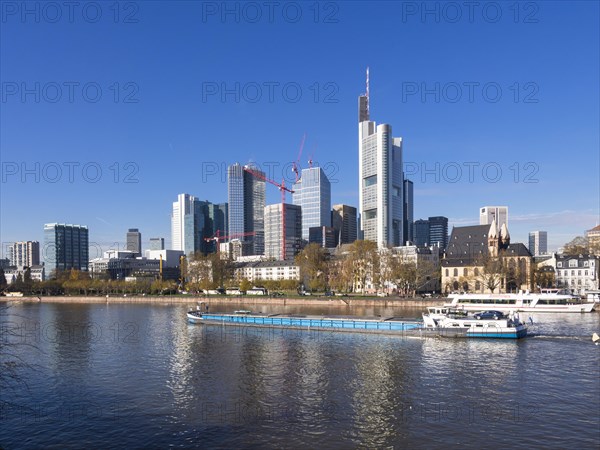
[2,296,444,307]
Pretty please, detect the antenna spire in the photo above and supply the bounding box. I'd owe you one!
[366,66,370,115]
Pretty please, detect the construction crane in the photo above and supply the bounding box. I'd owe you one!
[243,165,294,260]
[204,230,256,253]
[291,133,306,183]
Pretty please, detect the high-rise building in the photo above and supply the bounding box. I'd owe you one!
[403,179,414,245]
[228,163,266,255]
[428,216,449,249]
[43,223,89,274]
[7,241,40,268]
[528,231,548,256]
[126,228,142,256]
[413,219,430,247]
[171,194,213,255]
[149,237,165,250]
[308,226,337,248]
[480,206,508,233]
[264,203,302,260]
[208,202,228,237]
[332,204,358,245]
[358,69,405,247]
[293,166,331,240]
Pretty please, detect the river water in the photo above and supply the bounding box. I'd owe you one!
[1,301,599,449]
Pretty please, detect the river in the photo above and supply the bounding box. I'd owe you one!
[1,301,599,449]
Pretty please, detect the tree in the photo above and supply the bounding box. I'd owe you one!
[563,236,589,256]
[475,254,505,293]
[391,255,418,297]
[347,240,379,294]
[239,278,252,293]
[533,265,555,290]
[0,268,7,292]
[295,243,328,292]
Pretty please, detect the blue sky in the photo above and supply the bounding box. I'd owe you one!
[1,1,599,256]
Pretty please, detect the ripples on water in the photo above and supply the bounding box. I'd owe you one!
[1,302,599,449]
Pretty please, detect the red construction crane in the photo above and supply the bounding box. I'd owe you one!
[205,230,256,253]
[243,165,295,260]
[291,133,306,183]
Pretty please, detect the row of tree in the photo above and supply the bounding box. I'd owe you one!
[294,241,439,296]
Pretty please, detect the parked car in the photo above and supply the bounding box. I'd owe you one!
[473,310,504,320]
[324,291,335,297]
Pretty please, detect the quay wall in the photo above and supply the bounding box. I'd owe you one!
[1,296,444,307]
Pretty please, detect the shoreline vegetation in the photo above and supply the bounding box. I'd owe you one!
[0,295,444,307]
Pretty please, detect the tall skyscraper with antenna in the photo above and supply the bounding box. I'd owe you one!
[358,68,405,247]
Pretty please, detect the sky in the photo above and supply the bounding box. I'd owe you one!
[1,0,599,258]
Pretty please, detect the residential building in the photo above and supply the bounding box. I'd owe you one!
[0,258,9,269]
[43,223,89,274]
[308,226,337,248]
[149,237,165,251]
[358,69,405,247]
[332,204,357,245]
[554,254,598,294]
[403,179,413,245]
[392,245,440,293]
[528,231,548,256]
[227,163,265,255]
[441,221,532,294]
[264,203,302,260]
[4,265,45,283]
[233,260,300,283]
[126,228,142,256]
[479,206,508,232]
[293,166,331,240]
[7,241,40,268]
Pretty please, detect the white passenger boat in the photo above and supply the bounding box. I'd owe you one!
[422,306,528,339]
[444,291,595,313]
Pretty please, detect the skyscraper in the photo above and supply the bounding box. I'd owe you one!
[264,203,302,260]
[413,219,430,247]
[228,163,265,255]
[43,223,89,274]
[403,179,414,245]
[358,69,405,247]
[149,237,165,250]
[332,204,357,245]
[293,166,331,240]
[480,206,508,232]
[428,216,449,249]
[7,241,40,268]
[171,194,213,255]
[126,228,142,256]
[528,231,548,256]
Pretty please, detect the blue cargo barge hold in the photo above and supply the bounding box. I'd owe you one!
[187,310,422,334]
